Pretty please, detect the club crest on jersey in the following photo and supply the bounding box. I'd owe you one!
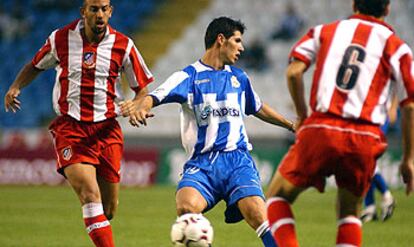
[231,76,240,88]
[200,105,213,120]
[62,146,72,161]
[83,51,96,69]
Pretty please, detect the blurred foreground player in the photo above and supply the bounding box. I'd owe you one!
[266,0,414,246]
[4,0,153,246]
[131,17,296,247]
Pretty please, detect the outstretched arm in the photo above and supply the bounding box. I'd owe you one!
[286,59,308,127]
[400,102,414,195]
[119,86,149,118]
[4,62,42,113]
[254,103,295,132]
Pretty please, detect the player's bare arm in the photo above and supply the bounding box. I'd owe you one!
[4,62,42,113]
[254,103,296,132]
[128,95,155,127]
[400,102,414,195]
[286,59,308,127]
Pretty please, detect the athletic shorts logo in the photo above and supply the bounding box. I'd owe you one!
[62,146,72,161]
[83,51,96,69]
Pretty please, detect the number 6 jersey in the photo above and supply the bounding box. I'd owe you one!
[290,14,414,125]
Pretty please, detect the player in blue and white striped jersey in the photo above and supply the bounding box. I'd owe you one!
[130,17,294,247]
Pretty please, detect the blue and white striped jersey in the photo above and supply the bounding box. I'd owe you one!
[150,60,262,158]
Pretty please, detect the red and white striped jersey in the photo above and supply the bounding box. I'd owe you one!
[32,20,154,122]
[290,14,414,125]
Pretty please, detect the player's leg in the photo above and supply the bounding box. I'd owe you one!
[223,150,278,247]
[335,128,386,247]
[65,163,115,247]
[237,196,277,247]
[361,182,377,222]
[266,171,305,247]
[372,173,395,221]
[50,116,117,247]
[97,176,119,220]
[336,188,363,247]
[266,122,339,247]
[176,186,208,215]
[97,143,123,221]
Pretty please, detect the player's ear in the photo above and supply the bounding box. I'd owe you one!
[217,33,225,46]
[109,5,113,17]
[384,3,390,17]
[80,6,85,18]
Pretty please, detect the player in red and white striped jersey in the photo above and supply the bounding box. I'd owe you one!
[4,1,153,246]
[266,0,414,246]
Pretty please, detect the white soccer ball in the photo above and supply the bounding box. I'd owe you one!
[171,213,214,247]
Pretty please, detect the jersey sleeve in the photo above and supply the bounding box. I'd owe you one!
[242,73,262,115]
[387,37,414,107]
[289,26,320,69]
[149,71,190,105]
[123,40,154,92]
[32,30,59,70]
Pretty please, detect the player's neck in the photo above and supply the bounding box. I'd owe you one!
[201,50,225,70]
[354,11,385,21]
[82,27,105,44]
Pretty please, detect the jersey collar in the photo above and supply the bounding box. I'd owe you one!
[197,60,231,72]
[348,14,394,32]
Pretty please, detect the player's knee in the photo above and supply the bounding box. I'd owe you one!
[176,201,200,216]
[238,198,266,229]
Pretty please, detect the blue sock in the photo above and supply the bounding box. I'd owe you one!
[373,173,388,194]
[261,230,278,247]
[256,221,278,247]
[364,182,375,207]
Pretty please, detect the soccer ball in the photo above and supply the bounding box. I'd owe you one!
[171,213,214,247]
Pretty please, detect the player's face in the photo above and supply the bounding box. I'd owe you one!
[81,0,112,36]
[222,31,244,65]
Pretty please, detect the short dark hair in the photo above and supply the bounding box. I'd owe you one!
[354,0,390,18]
[204,16,246,49]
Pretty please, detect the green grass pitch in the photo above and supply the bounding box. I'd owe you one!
[0,185,413,246]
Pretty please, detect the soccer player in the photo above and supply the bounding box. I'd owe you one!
[266,0,414,246]
[4,0,153,246]
[130,16,295,247]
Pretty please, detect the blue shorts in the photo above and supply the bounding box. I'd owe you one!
[177,149,264,223]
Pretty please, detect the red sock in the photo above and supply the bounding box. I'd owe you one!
[267,197,299,247]
[83,203,115,247]
[336,216,362,247]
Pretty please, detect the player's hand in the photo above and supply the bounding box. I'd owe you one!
[119,100,137,117]
[4,87,21,113]
[129,109,154,127]
[400,160,414,195]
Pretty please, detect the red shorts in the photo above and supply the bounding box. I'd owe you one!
[278,113,387,197]
[49,115,123,183]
